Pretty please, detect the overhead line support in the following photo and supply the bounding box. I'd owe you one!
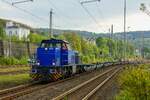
[50,9,53,38]
[80,0,100,5]
[12,0,33,5]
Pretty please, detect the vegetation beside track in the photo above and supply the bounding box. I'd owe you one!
[0,74,30,90]
[116,64,150,100]
[0,66,29,73]
[0,57,28,65]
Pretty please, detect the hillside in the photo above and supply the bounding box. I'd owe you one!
[34,28,98,39]
[34,28,150,39]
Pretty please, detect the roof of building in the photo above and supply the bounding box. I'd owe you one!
[0,18,32,29]
[6,26,20,29]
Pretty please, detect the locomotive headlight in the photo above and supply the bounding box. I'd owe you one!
[52,62,56,66]
[45,48,48,51]
[37,62,40,66]
[36,60,40,66]
[52,59,56,66]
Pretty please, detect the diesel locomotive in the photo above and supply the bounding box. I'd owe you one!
[30,38,82,81]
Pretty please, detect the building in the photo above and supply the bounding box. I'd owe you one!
[5,21,30,39]
[86,37,96,45]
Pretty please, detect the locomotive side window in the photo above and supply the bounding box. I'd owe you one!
[62,43,68,50]
[54,43,61,48]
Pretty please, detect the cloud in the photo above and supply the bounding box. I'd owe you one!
[0,5,12,11]
[86,12,150,33]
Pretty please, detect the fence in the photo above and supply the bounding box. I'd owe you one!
[0,40,38,58]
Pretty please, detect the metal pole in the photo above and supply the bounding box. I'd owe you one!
[50,9,53,38]
[9,32,11,57]
[141,31,144,58]
[124,0,126,61]
[108,28,111,57]
[111,24,113,39]
[127,26,130,58]
[110,25,113,58]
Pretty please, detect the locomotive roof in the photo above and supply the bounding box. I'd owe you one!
[41,38,69,44]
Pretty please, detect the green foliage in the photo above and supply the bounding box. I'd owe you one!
[0,26,6,39]
[56,32,99,63]
[116,65,150,100]
[28,33,48,43]
[0,57,28,65]
[55,33,135,64]
[96,37,135,60]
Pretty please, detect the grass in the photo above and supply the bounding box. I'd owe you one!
[115,64,150,100]
[0,57,28,65]
[0,67,30,73]
[0,74,31,90]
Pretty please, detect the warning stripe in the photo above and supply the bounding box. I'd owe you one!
[55,73,59,79]
[50,74,55,81]
[53,74,57,80]
[31,73,63,81]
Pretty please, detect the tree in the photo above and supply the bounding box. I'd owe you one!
[28,33,48,43]
[0,26,6,39]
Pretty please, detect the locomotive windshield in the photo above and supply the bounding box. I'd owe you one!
[40,42,61,48]
[40,39,69,49]
[40,42,69,50]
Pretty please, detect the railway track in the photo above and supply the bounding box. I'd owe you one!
[52,66,122,100]
[0,66,109,100]
[0,77,80,100]
[0,81,41,100]
[0,62,126,100]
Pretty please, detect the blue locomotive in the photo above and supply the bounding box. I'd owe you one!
[30,38,80,81]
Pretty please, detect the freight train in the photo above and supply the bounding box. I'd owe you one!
[29,38,122,81]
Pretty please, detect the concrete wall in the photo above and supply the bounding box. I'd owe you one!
[0,40,38,58]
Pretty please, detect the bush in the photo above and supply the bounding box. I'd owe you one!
[0,57,28,65]
[116,65,150,100]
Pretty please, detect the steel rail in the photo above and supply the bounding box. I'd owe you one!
[82,68,121,100]
[0,76,79,100]
[52,66,118,100]
[0,81,38,96]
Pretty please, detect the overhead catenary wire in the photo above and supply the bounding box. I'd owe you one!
[1,0,49,24]
[47,0,77,28]
[79,1,106,32]
[95,3,105,20]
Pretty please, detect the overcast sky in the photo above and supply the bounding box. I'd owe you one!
[0,0,150,33]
